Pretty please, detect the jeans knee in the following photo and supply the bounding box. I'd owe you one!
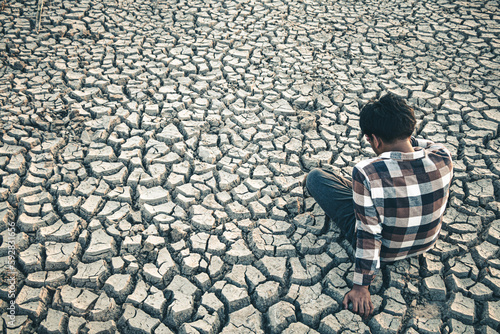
[306,168,323,193]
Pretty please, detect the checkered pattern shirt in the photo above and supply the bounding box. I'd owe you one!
[352,137,453,286]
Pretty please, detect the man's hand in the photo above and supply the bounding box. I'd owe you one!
[343,284,374,318]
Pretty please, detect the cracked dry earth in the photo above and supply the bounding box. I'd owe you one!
[0,0,500,333]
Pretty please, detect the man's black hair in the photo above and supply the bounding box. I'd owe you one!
[359,93,416,143]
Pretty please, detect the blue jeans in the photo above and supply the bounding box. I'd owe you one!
[306,168,357,248]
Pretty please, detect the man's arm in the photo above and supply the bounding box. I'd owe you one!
[343,167,382,318]
[411,136,453,162]
[411,136,447,151]
[410,136,430,148]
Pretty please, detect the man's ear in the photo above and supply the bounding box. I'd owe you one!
[372,135,383,149]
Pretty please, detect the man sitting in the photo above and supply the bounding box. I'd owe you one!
[306,93,453,318]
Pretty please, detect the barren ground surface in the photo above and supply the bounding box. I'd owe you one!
[0,0,500,333]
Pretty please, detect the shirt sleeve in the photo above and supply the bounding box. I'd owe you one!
[411,136,434,148]
[411,136,453,160]
[352,167,382,286]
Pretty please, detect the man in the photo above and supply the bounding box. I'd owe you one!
[306,93,453,318]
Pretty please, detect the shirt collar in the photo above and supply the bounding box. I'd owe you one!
[379,147,425,161]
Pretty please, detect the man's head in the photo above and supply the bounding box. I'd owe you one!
[360,93,416,144]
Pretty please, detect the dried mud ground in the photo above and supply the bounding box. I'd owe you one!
[0,0,500,333]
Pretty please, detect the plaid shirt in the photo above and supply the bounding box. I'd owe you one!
[352,137,453,286]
